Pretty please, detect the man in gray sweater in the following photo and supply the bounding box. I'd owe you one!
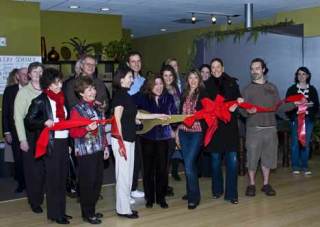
[241,58,280,197]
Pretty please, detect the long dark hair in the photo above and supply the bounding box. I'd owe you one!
[112,66,134,90]
[182,69,204,102]
[160,64,179,92]
[142,74,166,99]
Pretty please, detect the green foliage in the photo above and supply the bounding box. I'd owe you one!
[62,37,94,57]
[187,20,294,69]
[104,37,132,62]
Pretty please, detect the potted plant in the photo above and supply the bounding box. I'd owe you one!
[104,38,132,63]
[62,37,94,59]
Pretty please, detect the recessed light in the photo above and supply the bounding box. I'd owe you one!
[69,5,79,9]
[160,28,167,32]
[101,7,110,11]
[130,34,134,38]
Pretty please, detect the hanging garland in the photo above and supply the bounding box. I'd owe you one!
[187,20,294,68]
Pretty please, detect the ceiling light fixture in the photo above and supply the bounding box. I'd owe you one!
[160,28,167,32]
[69,5,79,9]
[188,11,239,25]
[227,16,232,25]
[211,15,217,24]
[101,7,110,11]
[191,13,196,24]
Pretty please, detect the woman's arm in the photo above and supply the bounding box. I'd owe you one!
[69,108,88,138]
[114,106,124,139]
[24,98,47,130]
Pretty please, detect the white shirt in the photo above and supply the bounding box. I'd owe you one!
[48,98,69,139]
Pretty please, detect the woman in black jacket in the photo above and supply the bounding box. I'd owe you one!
[286,67,319,175]
[25,68,71,225]
[204,58,242,204]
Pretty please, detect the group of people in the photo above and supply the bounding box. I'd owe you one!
[2,51,319,225]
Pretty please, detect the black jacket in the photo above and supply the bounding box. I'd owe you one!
[286,84,319,121]
[24,93,56,156]
[2,84,19,137]
[203,73,241,153]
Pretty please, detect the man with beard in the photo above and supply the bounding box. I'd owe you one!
[241,58,280,197]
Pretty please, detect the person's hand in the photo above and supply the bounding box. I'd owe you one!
[237,97,244,104]
[4,133,12,144]
[104,146,110,160]
[119,146,126,158]
[229,103,238,112]
[135,119,142,125]
[157,114,170,120]
[44,119,54,128]
[86,122,97,131]
[246,107,257,114]
[20,140,29,152]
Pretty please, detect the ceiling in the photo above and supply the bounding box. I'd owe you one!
[17,0,320,37]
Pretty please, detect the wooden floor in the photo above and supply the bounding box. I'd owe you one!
[1,156,320,227]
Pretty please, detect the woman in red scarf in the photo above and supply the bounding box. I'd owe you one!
[25,68,71,224]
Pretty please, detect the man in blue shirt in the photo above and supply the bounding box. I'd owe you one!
[126,51,145,202]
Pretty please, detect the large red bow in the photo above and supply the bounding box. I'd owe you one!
[35,117,126,159]
[183,94,305,147]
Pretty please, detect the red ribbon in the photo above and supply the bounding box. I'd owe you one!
[183,94,305,147]
[35,117,126,159]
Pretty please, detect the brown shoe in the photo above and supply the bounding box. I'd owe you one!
[261,184,276,196]
[245,185,256,197]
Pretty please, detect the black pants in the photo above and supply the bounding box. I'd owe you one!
[77,152,104,218]
[23,136,45,208]
[131,136,142,191]
[12,133,25,187]
[45,139,69,219]
[141,138,169,203]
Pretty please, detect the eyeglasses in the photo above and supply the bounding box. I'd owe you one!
[84,62,96,67]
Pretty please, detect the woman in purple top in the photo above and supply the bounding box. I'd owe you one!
[135,75,177,209]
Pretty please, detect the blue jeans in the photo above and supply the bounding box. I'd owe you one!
[210,152,238,200]
[290,117,314,171]
[179,131,202,204]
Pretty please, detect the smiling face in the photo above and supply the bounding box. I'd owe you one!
[211,61,224,78]
[48,79,62,94]
[29,66,43,83]
[81,57,96,76]
[188,73,200,90]
[127,54,142,74]
[80,85,97,102]
[120,71,134,88]
[152,78,164,96]
[297,70,309,84]
[162,70,174,86]
[200,67,210,81]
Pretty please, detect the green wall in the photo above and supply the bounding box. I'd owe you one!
[40,11,122,60]
[0,0,41,56]
[132,7,320,73]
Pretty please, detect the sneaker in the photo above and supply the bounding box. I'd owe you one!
[131,190,145,198]
[245,185,256,197]
[304,170,312,175]
[261,184,276,196]
[130,198,136,205]
[292,170,300,175]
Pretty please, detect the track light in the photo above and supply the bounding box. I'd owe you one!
[227,16,232,25]
[191,13,196,24]
[211,15,216,24]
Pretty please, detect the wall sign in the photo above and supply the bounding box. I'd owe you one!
[0,55,41,94]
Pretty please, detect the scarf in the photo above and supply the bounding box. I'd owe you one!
[44,89,66,121]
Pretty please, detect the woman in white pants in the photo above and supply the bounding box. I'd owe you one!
[111,66,168,219]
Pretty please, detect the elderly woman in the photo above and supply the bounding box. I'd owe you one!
[25,68,71,224]
[134,75,177,209]
[69,76,109,225]
[286,67,319,175]
[176,70,205,209]
[112,67,168,218]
